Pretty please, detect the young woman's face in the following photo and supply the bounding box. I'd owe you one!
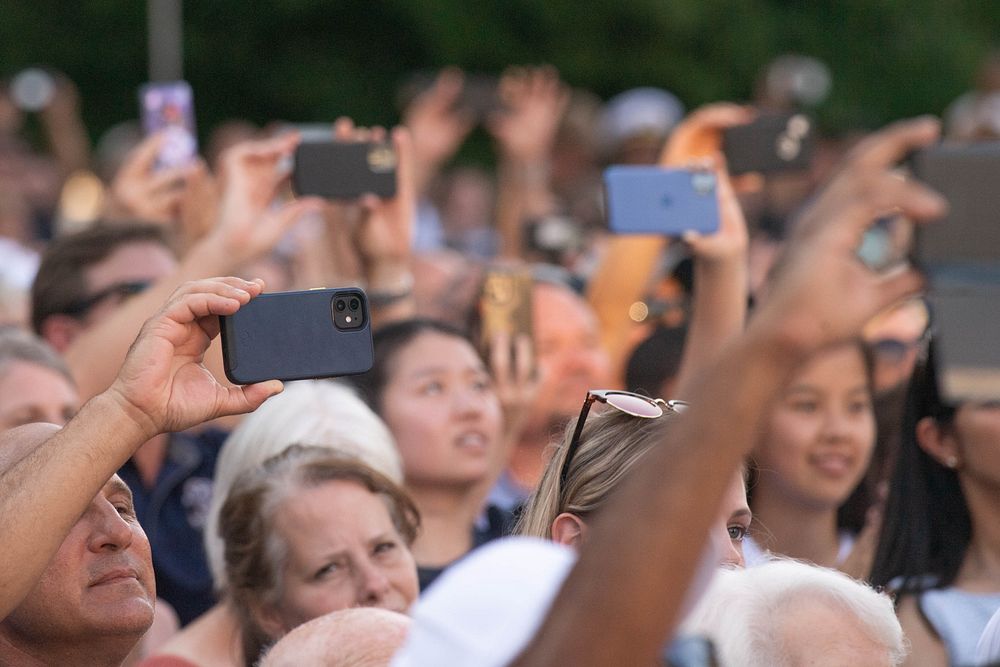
[380,332,504,488]
[263,479,419,635]
[718,471,752,568]
[754,345,875,511]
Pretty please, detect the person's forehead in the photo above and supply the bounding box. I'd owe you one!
[103,475,133,501]
[533,284,598,331]
[84,240,177,292]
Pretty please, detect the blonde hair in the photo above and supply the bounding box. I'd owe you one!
[516,406,677,539]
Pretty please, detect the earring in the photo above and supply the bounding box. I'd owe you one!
[945,456,959,469]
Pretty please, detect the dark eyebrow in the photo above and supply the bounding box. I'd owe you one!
[730,509,752,521]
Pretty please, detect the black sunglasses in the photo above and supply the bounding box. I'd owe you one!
[558,389,689,491]
[63,280,153,318]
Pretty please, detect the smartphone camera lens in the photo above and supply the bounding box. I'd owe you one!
[349,298,361,310]
[336,299,347,312]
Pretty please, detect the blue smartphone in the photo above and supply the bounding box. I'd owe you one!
[603,166,720,236]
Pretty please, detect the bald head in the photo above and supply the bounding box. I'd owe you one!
[0,422,60,469]
[261,608,410,667]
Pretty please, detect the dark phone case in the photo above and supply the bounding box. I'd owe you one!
[220,289,373,385]
[910,141,1000,402]
[292,141,397,200]
[911,141,1000,267]
[722,113,814,175]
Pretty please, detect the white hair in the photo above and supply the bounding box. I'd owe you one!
[682,559,907,667]
[205,380,403,590]
[260,608,409,667]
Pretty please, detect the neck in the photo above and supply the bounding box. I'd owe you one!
[507,430,555,490]
[132,433,170,489]
[0,629,133,667]
[750,482,842,567]
[406,482,483,568]
[956,479,1000,591]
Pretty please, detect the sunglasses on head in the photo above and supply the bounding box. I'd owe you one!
[558,389,689,491]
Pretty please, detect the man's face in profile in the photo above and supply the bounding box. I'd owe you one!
[2,474,155,644]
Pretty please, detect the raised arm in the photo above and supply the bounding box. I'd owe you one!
[0,277,282,620]
[512,117,946,667]
[66,133,322,400]
[587,104,753,387]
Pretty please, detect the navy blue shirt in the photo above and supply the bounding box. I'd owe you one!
[118,428,228,625]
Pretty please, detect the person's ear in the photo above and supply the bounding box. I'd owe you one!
[250,600,287,641]
[915,415,962,470]
[39,314,85,354]
[550,512,588,547]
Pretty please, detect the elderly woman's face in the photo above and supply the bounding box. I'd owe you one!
[259,479,419,636]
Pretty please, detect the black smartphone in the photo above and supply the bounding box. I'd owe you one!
[909,141,1000,402]
[722,112,814,175]
[220,288,373,384]
[292,140,397,200]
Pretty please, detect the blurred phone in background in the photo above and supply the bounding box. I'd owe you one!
[292,140,397,200]
[910,141,1000,402]
[722,112,814,175]
[477,266,534,366]
[139,80,197,169]
[603,166,720,236]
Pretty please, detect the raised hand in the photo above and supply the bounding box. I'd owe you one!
[328,118,416,292]
[106,277,283,439]
[105,132,195,225]
[488,331,540,445]
[752,117,947,353]
[209,133,323,266]
[488,66,569,165]
[404,67,475,194]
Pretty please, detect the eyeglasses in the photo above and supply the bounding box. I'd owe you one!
[63,280,153,318]
[558,389,689,491]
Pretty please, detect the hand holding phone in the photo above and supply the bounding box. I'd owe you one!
[220,288,373,384]
[604,166,720,236]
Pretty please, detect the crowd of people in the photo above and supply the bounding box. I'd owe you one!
[1,52,1000,667]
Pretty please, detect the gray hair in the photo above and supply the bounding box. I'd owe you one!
[205,379,402,590]
[682,559,907,666]
[0,326,74,384]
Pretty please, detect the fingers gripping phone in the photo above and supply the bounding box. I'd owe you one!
[139,81,198,169]
[603,166,720,236]
[292,140,397,200]
[220,288,373,384]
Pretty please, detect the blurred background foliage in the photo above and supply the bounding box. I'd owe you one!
[1,0,997,150]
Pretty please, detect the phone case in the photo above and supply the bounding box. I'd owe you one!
[478,268,534,357]
[138,81,197,169]
[911,141,1000,268]
[722,113,814,175]
[220,288,373,385]
[603,166,720,236]
[292,141,397,200]
[909,142,1000,402]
